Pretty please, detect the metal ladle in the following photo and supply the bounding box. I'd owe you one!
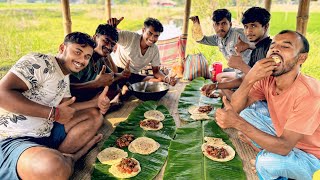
[141,82,148,92]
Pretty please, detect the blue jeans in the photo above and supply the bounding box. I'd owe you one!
[240,109,320,180]
[0,122,66,180]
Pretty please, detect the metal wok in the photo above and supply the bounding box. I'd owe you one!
[128,82,169,101]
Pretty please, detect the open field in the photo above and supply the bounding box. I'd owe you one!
[0,3,319,79]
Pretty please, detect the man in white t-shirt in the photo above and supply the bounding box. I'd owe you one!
[108,17,177,86]
[0,32,110,179]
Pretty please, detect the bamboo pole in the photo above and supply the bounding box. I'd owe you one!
[61,0,72,36]
[296,0,310,36]
[105,0,111,21]
[264,0,272,12]
[176,0,191,76]
[182,0,191,36]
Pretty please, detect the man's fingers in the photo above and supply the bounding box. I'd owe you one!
[171,74,177,78]
[99,65,106,75]
[62,97,76,106]
[236,49,241,56]
[125,60,130,70]
[189,16,199,23]
[222,96,232,110]
[101,86,109,97]
[119,16,124,22]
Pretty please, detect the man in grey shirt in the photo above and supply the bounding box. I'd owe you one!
[190,9,252,82]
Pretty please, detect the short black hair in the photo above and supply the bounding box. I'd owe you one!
[64,32,96,49]
[278,30,309,53]
[95,24,119,42]
[144,17,163,33]
[212,9,231,22]
[241,7,270,27]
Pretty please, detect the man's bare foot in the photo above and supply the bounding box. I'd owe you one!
[238,131,261,152]
[250,159,257,173]
[64,134,103,162]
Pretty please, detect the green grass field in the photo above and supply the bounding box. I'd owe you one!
[0,3,319,79]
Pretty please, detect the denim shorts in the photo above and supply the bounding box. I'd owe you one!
[0,122,66,180]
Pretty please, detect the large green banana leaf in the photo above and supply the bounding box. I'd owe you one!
[92,101,176,180]
[163,121,246,180]
[178,77,223,122]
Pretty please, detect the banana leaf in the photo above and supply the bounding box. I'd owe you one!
[178,77,223,122]
[92,101,176,180]
[163,121,246,180]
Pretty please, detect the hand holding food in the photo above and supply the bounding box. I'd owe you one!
[164,74,177,86]
[272,56,281,64]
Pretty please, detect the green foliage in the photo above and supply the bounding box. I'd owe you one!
[0,3,319,79]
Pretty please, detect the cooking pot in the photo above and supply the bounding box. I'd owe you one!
[128,82,169,101]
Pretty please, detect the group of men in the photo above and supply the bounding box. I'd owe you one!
[0,17,176,179]
[194,7,320,180]
[0,5,319,180]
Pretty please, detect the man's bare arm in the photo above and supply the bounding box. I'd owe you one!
[71,65,113,90]
[0,72,51,118]
[231,58,277,113]
[217,97,303,155]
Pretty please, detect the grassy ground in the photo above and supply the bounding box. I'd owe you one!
[0,3,319,79]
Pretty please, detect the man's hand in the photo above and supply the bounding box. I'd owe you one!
[57,97,76,124]
[189,16,200,24]
[95,65,114,87]
[107,17,124,28]
[246,58,277,83]
[201,84,217,95]
[215,96,240,129]
[165,74,177,86]
[121,60,131,78]
[235,36,250,54]
[98,86,111,114]
[228,55,245,70]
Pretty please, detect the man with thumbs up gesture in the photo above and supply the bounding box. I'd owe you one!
[0,32,110,179]
[216,31,320,180]
[70,24,122,104]
[107,17,177,86]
